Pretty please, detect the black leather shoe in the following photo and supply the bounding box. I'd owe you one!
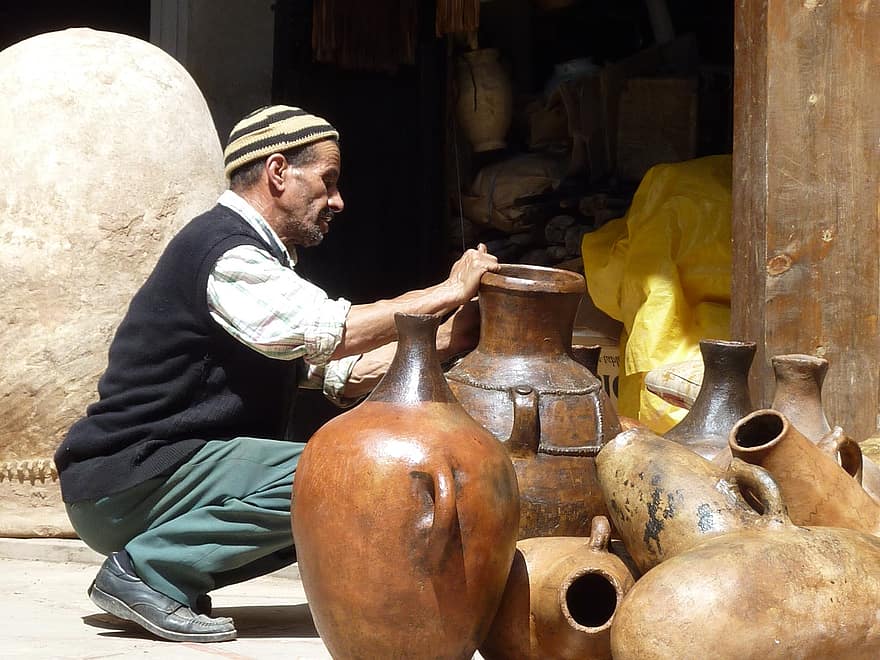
[88,552,236,643]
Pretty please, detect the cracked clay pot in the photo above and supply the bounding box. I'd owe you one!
[292,313,520,660]
[596,427,776,574]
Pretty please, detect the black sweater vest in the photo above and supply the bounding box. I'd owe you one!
[55,204,301,502]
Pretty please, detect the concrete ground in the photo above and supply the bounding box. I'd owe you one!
[0,537,331,659]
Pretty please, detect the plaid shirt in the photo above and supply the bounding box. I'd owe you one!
[208,190,360,403]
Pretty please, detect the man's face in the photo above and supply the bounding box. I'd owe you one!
[277,140,344,248]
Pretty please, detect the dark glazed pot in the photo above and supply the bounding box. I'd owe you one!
[445,264,621,539]
[664,339,756,460]
[291,313,520,660]
[481,516,636,660]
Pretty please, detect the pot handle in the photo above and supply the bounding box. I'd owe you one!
[426,463,457,570]
[507,385,540,455]
[587,515,611,552]
[817,427,863,485]
[725,458,790,525]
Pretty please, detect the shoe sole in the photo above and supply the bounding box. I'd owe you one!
[89,583,237,643]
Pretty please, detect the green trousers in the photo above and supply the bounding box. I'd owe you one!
[66,437,304,608]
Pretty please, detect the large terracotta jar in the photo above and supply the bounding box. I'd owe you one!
[664,339,756,460]
[771,353,880,504]
[446,264,621,539]
[729,409,880,536]
[611,461,880,659]
[480,516,636,660]
[291,313,520,660]
[455,48,513,152]
[596,427,777,574]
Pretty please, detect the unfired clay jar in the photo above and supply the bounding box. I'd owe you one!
[729,409,880,536]
[455,48,513,152]
[291,314,520,660]
[446,264,621,539]
[610,460,880,659]
[771,353,880,504]
[480,516,636,660]
[664,339,756,460]
[596,427,776,574]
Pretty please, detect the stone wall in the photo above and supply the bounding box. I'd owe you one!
[0,28,225,537]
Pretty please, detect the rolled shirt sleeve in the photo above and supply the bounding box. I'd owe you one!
[300,355,363,405]
[208,244,356,375]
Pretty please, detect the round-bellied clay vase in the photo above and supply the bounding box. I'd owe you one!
[663,339,756,460]
[610,460,880,659]
[596,427,780,574]
[729,409,880,536]
[445,264,621,539]
[291,313,520,660]
[480,516,636,660]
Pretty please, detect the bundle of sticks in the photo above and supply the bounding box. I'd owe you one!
[312,0,419,71]
[311,0,480,71]
[435,0,479,37]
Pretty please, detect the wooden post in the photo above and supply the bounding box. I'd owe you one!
[732,0,880,439]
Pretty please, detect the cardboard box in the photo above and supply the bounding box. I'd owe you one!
[573,328,620,411]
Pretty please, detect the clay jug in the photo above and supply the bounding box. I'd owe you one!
[770,353,831,439]
[611,460,880,659]
[729,409,880,536]
[663,339,755,460]
[596,427,779,574]
[771,353,880,504]
[455,48,513,152]
[480,516,636,660]
[446,264,621,539]
[291,313,520,660]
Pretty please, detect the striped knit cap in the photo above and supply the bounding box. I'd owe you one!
[223,105,339,178]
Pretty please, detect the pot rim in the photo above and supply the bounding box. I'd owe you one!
[481,263,585,294]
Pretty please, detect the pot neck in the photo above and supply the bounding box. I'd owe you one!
[475,287,581,356]
[367,313,458,405]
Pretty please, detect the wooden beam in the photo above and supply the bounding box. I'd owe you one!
[732,0,880,439]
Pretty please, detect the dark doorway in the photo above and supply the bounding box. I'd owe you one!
[0,1,150,51]
[271,0,449,305]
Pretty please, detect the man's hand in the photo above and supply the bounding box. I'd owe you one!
[445,243,500,305]
[436,299,481,362]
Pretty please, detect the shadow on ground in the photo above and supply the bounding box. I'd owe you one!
[83,603,319,639]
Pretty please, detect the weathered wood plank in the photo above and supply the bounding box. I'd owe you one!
[732,0,880,439]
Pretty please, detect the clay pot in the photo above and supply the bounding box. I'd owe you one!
[819,432,880,505]
[611,460,880,659]
[481,516,635,660]
[771,353,880,504]
[291,313,520,660]
[596,427,777,574]
[571,344,601,377]
[455,48,513,152]
[770,353,831,439]
[729,409,880,536]
[663,339,756,460]
[446,264,621,539]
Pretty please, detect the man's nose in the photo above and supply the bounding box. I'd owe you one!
[329,190,344,213]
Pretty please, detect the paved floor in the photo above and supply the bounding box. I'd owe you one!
[1,537,331,659]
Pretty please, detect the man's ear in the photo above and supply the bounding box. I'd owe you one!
[265,153,287,192]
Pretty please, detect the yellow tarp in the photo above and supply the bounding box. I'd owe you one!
[581,155,732,432]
